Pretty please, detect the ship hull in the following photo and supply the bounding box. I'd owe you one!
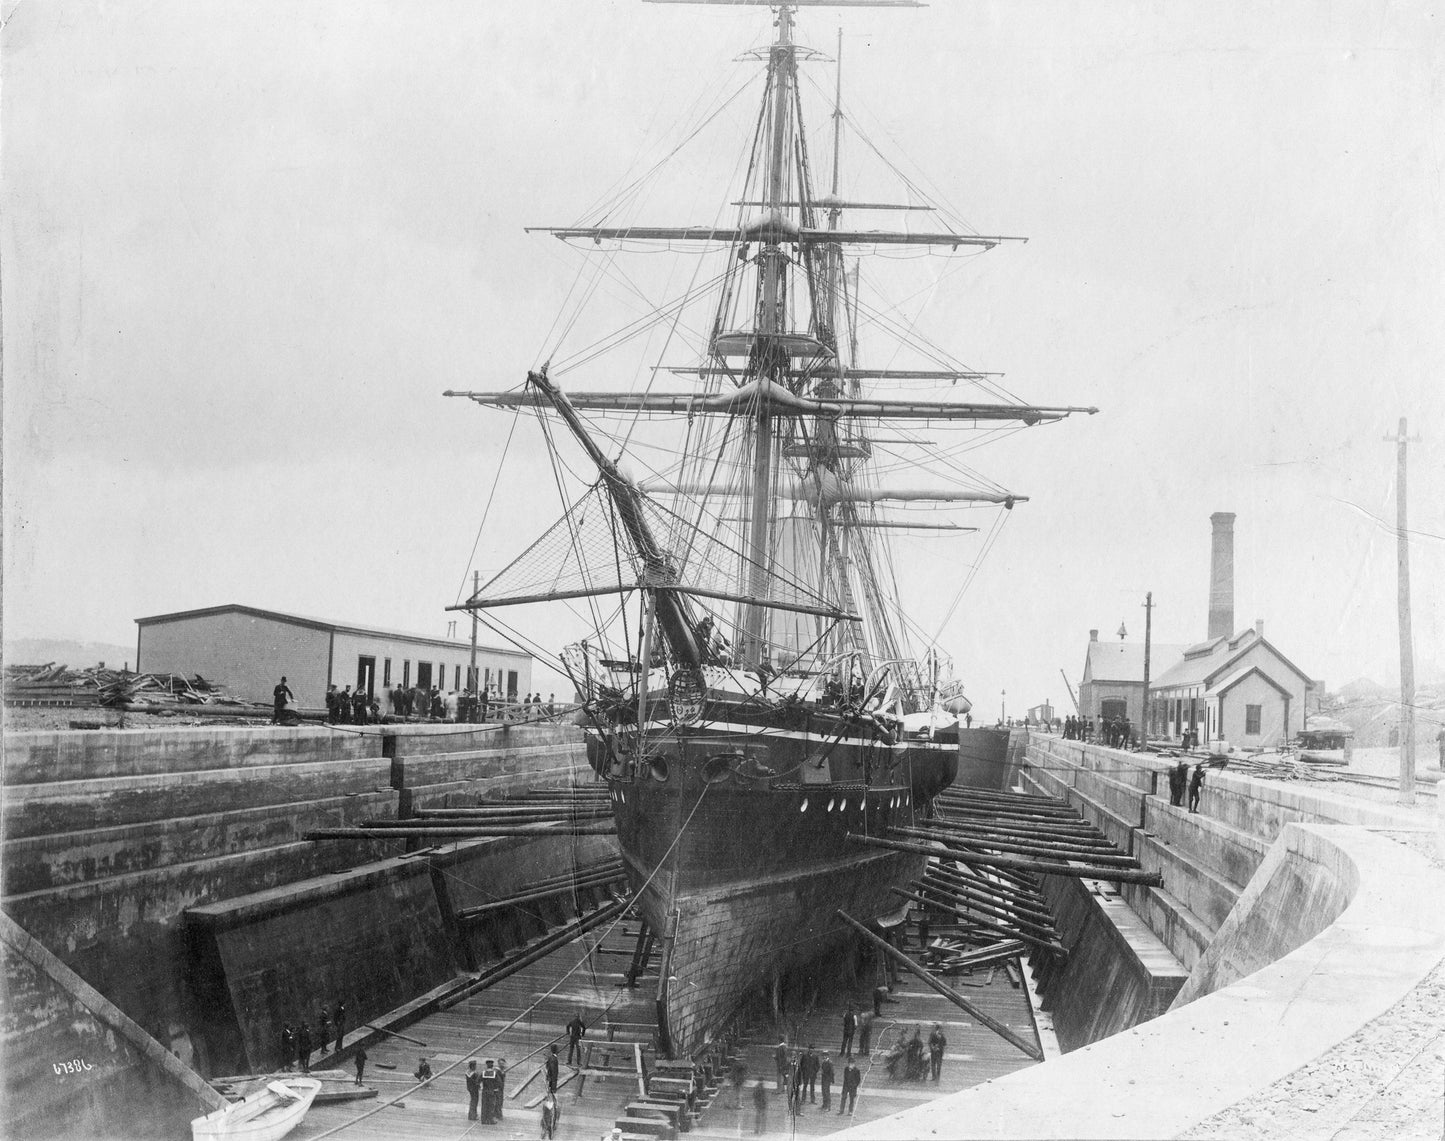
[593,721,956,1053]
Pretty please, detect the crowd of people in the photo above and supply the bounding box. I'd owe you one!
[306,678,562,725]
[1063,713,1135,747]
[277,999,348,1075]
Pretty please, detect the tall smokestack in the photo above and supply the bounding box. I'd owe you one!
[1208,512,1236,640]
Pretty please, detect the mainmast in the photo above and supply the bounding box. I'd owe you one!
[739,5,797,670]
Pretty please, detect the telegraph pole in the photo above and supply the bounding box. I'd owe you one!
[469,570,480,700]
[1141,592,1153,749]
[1385,418,1418,805]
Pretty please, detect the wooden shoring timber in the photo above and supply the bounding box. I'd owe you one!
[934,802,1099,830]
[410,808,612,820]
[385,813,613,827]
[895,883,1069,959]
[913,877,1060,941]
[916,871,1055,931]
[936,939,1031,973]
[455,870,627,921]
[927,816,1120,849]
[894,825,1143,868]
[305,822,619,840]
[937,788,1069,808]
[924,863,1052,922]
[848,832,1164,887]
[835,910,1044,1062]
[937,790,1079,813]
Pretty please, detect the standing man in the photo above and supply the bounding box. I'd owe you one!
[414,1057,433,1083]
[928,1024,947,1081]
[774,1040,788,1093]
[272,676,294,724]
[1189,764,1205,813]
[857,1009,874,1058]
[333,1000,346,1052]
[353,1045,368,1087]
[480,1060,498,1124]
[839,1058,861,1115]
[465,1060,482,1121]
[819,1053,834,1111]
[280,1022,295,1071]
[495,1059,507,1120]
[801,1044,819,1104]
[539,1091,560,1139]
[318,1009,331,1059]
[544,1044,560,1093]
[296,1020,311,1073]
[352,685,368,725]
[566,1011,587,1066]
[840,1006,856,1057]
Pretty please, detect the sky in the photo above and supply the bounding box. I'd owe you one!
[4,0,1443,711]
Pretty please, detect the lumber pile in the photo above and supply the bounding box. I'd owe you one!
[3,663,256,711]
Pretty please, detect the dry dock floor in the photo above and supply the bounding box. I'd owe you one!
[292,917,1041,1141]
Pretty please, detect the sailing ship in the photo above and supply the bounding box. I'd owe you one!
[446,0,1093,1053]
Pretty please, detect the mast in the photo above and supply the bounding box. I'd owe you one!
[739,4,795,670]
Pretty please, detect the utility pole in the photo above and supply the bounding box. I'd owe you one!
[469,570,479,700]
[1141,592,1153,749]
[1384,418,1419,806]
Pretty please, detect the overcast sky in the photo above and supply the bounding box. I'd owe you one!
[4,0,1442,709]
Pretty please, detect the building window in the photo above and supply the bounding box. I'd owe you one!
[403,660,411,688]
[455,665,461,690]
[507,670,519,699]
[1245,704,1262,735]
[383,658,392,687]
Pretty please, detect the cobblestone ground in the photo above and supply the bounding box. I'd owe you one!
[1184,831,1445,1141]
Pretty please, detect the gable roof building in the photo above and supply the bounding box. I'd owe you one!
[1149,620,1312,748]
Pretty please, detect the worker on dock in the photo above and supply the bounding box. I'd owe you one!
[928,1024,946,1081]
[353,1046,367,1087]
[297,1021,311,1072]
[545,1044,560,1092]
[414,1057,433,1084]
[1189,764,1206,813]
[466,1060,481,1121]
[271,676,294,724]
[1169,759,1188,806]
[819,1054,834,1110]
[839,1058,860,1115]
[840,1006,856,1057]
[857,1009,874,1057]
[566,1011,587,1065]
[801,1045,819,1103]
[280,1022,294,1071]
[540,1091,560,1139]
[480,1060,498,1123]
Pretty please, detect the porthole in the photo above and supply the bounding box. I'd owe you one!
[649,757,670,783]
[827,798,836,812]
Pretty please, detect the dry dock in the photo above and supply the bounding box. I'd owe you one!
[294,907,1042,1140]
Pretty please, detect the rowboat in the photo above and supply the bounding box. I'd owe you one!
[191,1076,320,1141]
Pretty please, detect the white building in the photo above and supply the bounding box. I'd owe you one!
[1148,621,1312,748]
[135,604,532,709]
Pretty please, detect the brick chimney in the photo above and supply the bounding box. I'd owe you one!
[1208,512,1236,640]
[1089,629,1099,642]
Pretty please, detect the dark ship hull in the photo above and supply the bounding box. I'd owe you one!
[589,710,957,1052]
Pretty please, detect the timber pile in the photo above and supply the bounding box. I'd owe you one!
[3,663,256,711]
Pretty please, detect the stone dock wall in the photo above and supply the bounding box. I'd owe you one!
[1,720,599,1138]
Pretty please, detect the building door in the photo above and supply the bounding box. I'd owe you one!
[417,662,433,691]
[507,670,519,699]
[1101,698,1127,721]
[357,656,376,698]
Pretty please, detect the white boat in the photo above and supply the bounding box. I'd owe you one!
[191,1076,321,1141]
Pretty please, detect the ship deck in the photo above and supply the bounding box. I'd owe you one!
[291,913,1044,1140]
